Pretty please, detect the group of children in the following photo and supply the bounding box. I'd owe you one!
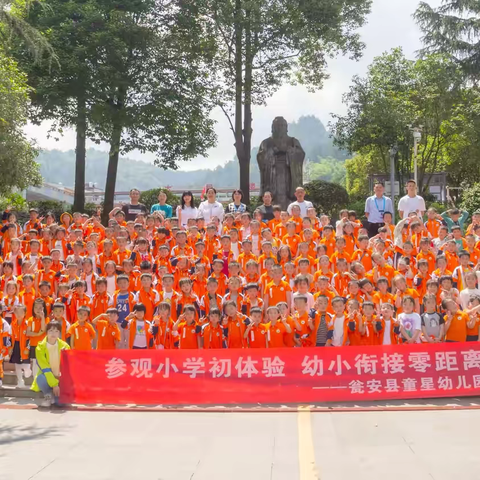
[0,199,480,387]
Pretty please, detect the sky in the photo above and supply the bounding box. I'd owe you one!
[24,0,443,171]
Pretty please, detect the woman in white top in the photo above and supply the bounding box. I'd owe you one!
[176,191,198,229]
[197,187,224,224]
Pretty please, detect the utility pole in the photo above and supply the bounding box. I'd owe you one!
[409,126,423,184]
[389,145,398,223]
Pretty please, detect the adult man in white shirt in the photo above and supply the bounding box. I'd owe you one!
[398,179,426,220]
[287,187,313,217]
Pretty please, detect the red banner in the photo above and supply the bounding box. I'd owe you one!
[60,343,480,405]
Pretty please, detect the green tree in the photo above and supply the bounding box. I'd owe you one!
[415,1,480,81]
[0,0,55,61]
[203,0,371,202]
[88,0,216,224]
[15,0,108,212]
[331,48,465,192]
[18,0,217,221]
[305,157,346,186]
[0,49,41,195]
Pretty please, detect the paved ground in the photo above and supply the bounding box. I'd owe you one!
[1,406,480,480]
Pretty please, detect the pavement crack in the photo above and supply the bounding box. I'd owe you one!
[402,435,415,454]
[190,459,201,480]
[270,436,276,480]
[28,458,57,479]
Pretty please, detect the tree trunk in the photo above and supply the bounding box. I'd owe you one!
[233,0,246,201]
[73,94,86,212]
[102,119,122,225]
[241,4,253,204]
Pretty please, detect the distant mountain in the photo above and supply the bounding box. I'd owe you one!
[36,115,347,189]
[36,148,260,190]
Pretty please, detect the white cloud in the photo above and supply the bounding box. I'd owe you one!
[25,0,443,171]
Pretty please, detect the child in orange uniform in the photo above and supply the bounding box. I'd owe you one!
[244,307,268,348]
[265,305,292,348]
[26,298,48,376]
[9,305,31,388]
[92,309,121,350]
[172,304,201,349]
[67,306,96,350]
[201,308,225,349]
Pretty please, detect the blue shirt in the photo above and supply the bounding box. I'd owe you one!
[116,293,131,324]
[151,204,173,218]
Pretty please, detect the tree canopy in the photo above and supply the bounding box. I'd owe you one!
[415,0,480,81]
[0,49,41,196]
[201,0,372,201]
[331,48,473,193]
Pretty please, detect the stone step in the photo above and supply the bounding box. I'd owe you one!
[0,385,41,398]
[2,371,33,387]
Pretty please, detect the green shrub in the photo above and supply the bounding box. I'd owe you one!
[426,201,446,213]
[460,183,480,214]
[304,180,349,218]
[29,200,71,221]
[346,198,366,219]
[140,188,181,212]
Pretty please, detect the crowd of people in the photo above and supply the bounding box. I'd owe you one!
[0,180,480,404]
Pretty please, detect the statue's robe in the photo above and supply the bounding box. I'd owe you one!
[257,136,305,210]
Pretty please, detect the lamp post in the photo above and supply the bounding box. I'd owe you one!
[389,145,398,223]
[412,127,422,184]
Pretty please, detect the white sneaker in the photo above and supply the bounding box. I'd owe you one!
[16,378,25,389]
[40,394,52,408]
[24,367,32,378]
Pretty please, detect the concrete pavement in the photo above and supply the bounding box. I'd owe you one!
[1,408,480,480]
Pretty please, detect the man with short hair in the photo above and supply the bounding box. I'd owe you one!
[364,182,393,238]
[110,188,148,222]
[398,180,426,220]
[287,187,313,217]
[257,191,275,222]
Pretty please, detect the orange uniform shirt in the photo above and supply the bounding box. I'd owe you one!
[266,320,289,348]
[247,322,268,348]
[96,320,121,349]
[224,314,247,348]
[445,311,469,342]
[265,280,292,306]
[351,249,373,272]
[68,321,96,350]
[26,316,46,347]
[176,321,200,349]
[417,250,436,274]
[202,323,224,349]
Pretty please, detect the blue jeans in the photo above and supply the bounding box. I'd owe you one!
[36,373,59,405]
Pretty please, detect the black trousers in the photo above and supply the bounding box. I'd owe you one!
[367,221,384,238]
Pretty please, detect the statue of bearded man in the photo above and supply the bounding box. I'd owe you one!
[257,116,305,210]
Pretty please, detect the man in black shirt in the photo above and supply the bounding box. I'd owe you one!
[111,188,148,222]
[257,191,275,222]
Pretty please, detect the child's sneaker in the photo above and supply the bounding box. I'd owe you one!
[40,394,52,408]
[16,378,25,389]
[24,366,32,378]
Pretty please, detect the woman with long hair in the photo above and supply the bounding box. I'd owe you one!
[176,191,198,229]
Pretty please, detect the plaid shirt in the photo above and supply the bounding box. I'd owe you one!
[226,202,247,214]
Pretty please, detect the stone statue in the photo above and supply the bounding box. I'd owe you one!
[257,116,305,210]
